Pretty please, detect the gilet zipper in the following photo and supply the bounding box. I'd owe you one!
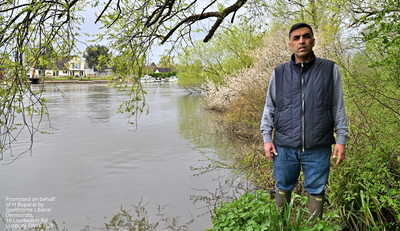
[301,63,305,152]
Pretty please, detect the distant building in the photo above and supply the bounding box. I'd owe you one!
[152,67,171,73]
[27,56,86,78]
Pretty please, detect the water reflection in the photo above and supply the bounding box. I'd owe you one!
[176,94,250,220]
[85,85,113,123]
[42,84,116,124]
[176,94,236,164]
[3,198,193,231]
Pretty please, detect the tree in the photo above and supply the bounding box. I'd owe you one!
[158,55,175,69]
[83,44,111,73]
[176,21,264,90]
[267,0,351,46]
[0,0,84,162]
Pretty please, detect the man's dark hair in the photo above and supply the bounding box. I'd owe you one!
[289,23,314,40]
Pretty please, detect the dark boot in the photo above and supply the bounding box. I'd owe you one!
[275,188,292,209]
[307,193,325,221]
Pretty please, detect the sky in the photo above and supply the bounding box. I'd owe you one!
[77,5,172,65]
[76,0,246,65]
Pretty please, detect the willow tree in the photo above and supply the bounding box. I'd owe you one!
[0,0,269,162]
[0,0,85,162]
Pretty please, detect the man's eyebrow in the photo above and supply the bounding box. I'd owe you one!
[293,32,312,37]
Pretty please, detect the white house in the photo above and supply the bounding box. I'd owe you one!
[27,56,86,78]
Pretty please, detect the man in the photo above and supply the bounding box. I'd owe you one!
[260,23,348,220]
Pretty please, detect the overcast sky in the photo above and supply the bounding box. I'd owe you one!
[77,5,170,65]
[76,0,242,65]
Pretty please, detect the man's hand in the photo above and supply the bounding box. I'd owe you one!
[332,144,346,165]
[264,142,278,162]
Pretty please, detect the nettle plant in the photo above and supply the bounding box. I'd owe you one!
[209,190,341,231]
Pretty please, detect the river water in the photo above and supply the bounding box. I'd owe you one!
[0,83,237,230]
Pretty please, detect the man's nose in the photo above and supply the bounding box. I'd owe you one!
[299,36,305,43]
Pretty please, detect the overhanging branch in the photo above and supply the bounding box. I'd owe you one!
[161,0,248,44]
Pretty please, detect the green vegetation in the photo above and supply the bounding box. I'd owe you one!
[182,0,400,230]
[158,55,176,70]
[176,22,264,91]
[209,190,341,231]
[150,71,177,78]
[83,44,111,73]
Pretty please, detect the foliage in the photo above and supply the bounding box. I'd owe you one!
[328,148,400,230]
[202,27,286,142]
[235,146,275,190]
[268,0,348,29]
[327,20,400,230]
[83,44,111,73]
[110,55,131,78]
[176,59,208,90]
[25,45,59,76]
[158,55,176,69]
[95,0,268,49]
[210,190,341,231]
[203,27,286,111]
[325,2,400,229]
[352,0,400,87]
[0,0,84,162]
[176,21,264,91]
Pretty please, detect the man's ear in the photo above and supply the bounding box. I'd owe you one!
[288,41,293,51]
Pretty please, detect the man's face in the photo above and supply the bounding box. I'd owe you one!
[288,27,315,63]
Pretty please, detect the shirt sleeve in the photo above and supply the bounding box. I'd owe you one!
[332,64,348,145]
[260,71,276,143]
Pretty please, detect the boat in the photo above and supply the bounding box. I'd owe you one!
[166,76,178,82]
[139,75,155,83]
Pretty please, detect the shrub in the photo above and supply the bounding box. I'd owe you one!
[328,147,400,230]
[210,190,341,231]
[67,75,73,80]
[203,29,290,112]
[325,45,400,230]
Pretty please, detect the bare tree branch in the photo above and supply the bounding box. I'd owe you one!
[95,0,113,24]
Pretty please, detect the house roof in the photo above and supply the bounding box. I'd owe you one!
[54,57,70,70]
[50,56,82,70]
[153,67,171,73]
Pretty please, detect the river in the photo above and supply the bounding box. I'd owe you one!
[0,82,237,230]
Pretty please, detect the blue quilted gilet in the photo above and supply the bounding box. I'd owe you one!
[273,53,335,149]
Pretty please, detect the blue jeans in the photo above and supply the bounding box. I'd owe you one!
[273,145,331,195]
